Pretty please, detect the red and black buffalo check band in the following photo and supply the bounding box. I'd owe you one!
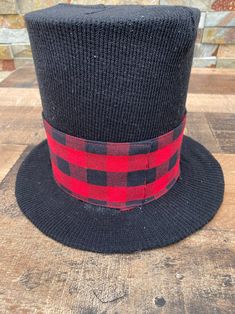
[43,116,186,210]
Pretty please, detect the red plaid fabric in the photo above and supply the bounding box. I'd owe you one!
[43,116,186,211]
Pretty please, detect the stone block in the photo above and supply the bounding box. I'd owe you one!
[211,0,235,11]
[17,0,69,14]
[206,11,235,27]
[11,44,32,58]
[159,0,211,11]
[202,28,235,44]
[196,29,203,42]
[217,58,235,68]
[0,0,18,14]
[0,60,15,71]
[193,57,217,68]
[217,44,235,57]
[198,12,206,29]
[194,43,218,57]
[0,45,13,60]
[0,14,25,29]
[0,28,29,44]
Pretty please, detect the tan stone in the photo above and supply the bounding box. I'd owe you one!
[217,58,235,68]
[159,0,211,10]
[17,0,68,14]
[0,0,18,14]
[0,45,13,60]
[12,44,32,58]
[217,44,235,58]
[0,14,25,29]
[202,28,235,44]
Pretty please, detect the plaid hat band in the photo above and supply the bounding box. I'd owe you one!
[43,116,186,210]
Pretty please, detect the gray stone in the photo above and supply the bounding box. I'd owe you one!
[193,57,216,68]
[193,43,218,58]
[217,58,235,68]
[205,12,235,27]
[0,28,29,44]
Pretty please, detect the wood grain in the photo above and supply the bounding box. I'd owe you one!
[0,88,41,107]
[206,113,235,153]
[0,106,44,145]
[0,153,234,314]
[0,66,234,313]
[0,144,26,183]
[0,64,38,88]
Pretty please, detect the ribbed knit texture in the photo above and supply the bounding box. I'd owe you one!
[16,136,224,253]
[25,4,200,142]
[15,5,224,253]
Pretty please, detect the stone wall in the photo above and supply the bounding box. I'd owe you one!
[0,0,235,71]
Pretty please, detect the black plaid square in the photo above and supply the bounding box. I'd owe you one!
[52,129,66,145]
[127,170,146,186]
[86,142,107,154]
[146,168,156,184]
[168,151,178,171]
[173,123,183,140]
[57,156,70,175]
[150,140,158,152]
[87,169,107,186]
[129,144,149,155]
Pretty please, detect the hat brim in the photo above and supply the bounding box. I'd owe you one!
[15,136,224,253]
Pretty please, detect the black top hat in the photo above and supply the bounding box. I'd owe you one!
[16,4,224,253]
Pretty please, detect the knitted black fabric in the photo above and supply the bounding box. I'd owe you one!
[16,136,224,253]
[25,4,200,142]
[15,5,224,253]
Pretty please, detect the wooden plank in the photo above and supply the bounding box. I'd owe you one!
[189,68,235,95]
[0,88,41,107]
[2,106,235,155]
[1,65,235,95]
[0,64,37,88]
[186,94,235,113]
[186,112,221,153]
[0,144,26,183]
[1,89,235,114]
[0,106,44,145]
[206,113,235,153]
[0,152,234,313]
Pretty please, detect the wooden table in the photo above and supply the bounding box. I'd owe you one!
[0,66,234,313]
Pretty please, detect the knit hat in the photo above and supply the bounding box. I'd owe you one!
[15,4,224,253]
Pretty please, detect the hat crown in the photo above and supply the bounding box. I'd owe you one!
[25,4,200,142]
